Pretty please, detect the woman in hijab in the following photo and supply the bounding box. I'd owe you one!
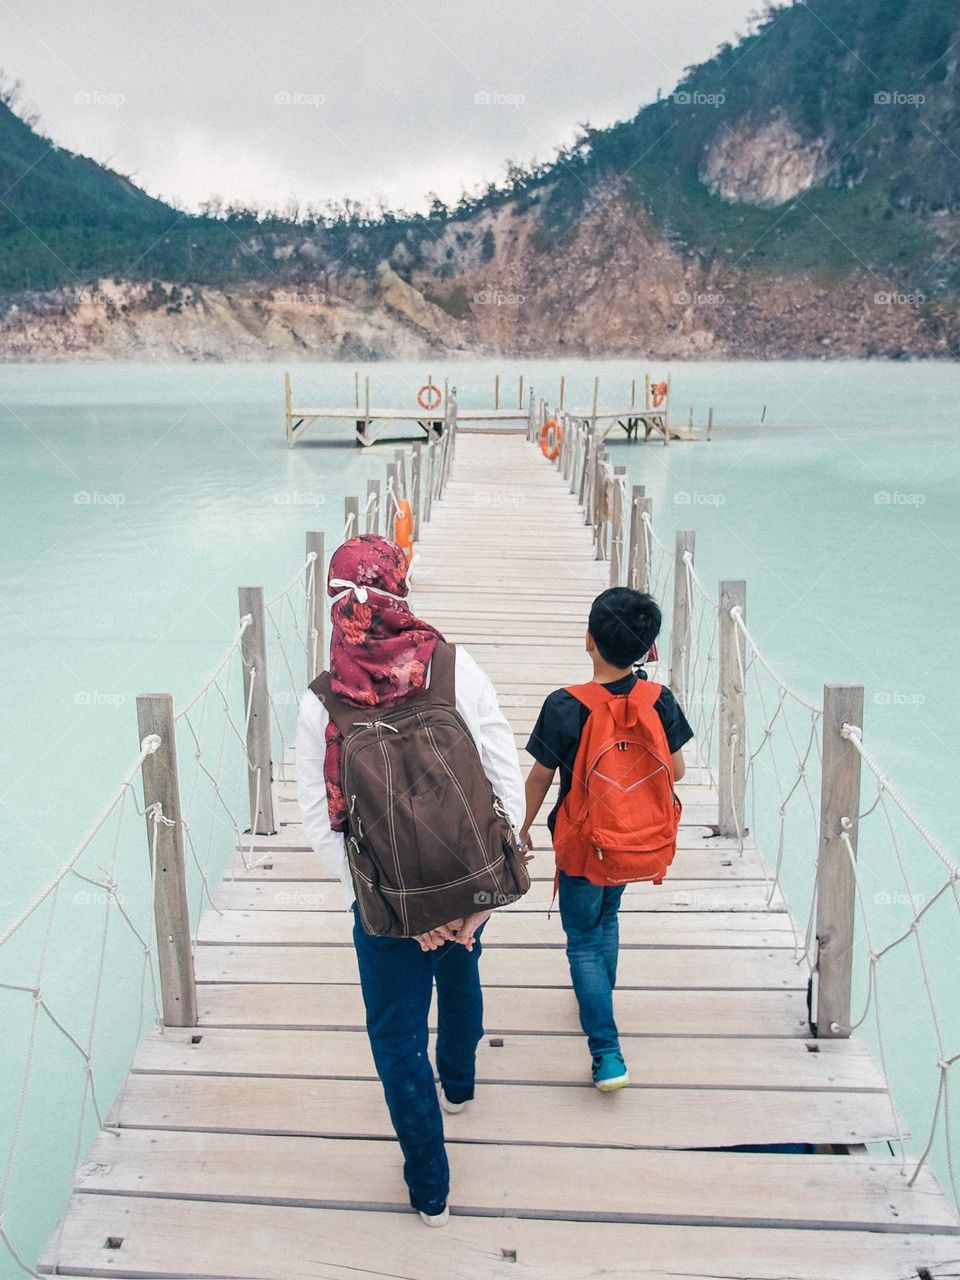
[296,534,525,1225]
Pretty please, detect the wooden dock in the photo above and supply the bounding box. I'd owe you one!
[39,433,960,1278]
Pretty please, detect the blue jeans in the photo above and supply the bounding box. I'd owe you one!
[351,905,485,1215]
[558,871,626,1057]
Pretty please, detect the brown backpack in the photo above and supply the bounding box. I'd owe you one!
[309,641,529,937]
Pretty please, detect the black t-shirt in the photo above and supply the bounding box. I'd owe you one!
[526,671,694,833]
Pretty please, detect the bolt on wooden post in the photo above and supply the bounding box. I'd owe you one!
[718,580,747,840]
[670,531,696,708]
[238,587,276,836]
[305,531,324,682]
[136,694,198,1027]
[814,683,865,1038]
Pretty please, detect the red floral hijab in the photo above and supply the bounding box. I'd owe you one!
[322,535,443,830]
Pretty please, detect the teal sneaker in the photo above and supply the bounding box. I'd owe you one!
[592,1052,629,1092]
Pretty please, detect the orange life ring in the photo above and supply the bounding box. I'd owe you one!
[417,382,442,411]
[539,417,563,461]
[394,499,414,562]
[651,381,668,408]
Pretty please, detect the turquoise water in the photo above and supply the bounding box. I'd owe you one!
[1,359,958,1268]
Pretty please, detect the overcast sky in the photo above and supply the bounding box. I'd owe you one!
[4,0,760,214]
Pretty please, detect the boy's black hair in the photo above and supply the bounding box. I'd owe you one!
[588,588,662,670]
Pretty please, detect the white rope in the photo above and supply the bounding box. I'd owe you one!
[731,606,821,716]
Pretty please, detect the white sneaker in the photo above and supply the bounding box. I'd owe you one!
[439,1087,467,1115]
[419,1206,450,1227]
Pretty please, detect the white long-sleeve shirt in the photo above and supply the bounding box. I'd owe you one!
[295,646,525,910]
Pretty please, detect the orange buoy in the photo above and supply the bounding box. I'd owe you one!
[417,382,442,411]
[539,417,563,461]
[394,498,414,562]
[651,380,668,408]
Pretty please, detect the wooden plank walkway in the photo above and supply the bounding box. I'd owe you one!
[41,434,960,1278]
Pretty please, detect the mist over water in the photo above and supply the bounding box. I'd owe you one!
[1,358,958,1266]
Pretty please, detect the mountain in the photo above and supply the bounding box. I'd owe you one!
[2,0,959,360]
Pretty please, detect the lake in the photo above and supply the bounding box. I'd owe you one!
[1,358,958,1269]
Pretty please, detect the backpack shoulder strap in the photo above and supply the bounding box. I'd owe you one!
[629,678,663,708]
[308,671,368,736]
[418,640,457,709]
[565,681,615,713]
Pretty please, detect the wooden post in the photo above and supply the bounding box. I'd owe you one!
[494,373,500,410]
[344,495,359,541]
[394,449,407,501]
[707,407,714,440]
[630,378,636,408]
[284,372,293,448]
[626,485,646,590]
[670,532,696,707]
[411,442,423,540]
[238,587,276,837]
[591,376,599,432]
[518,374,525,410]
[609,466,626,587]
[644,373,651,411]
[718,580,747,840]
[814,684,865,1038]
[527,388,536,443]
[635,496,653,591]
[579,426,594,511]
[385,463,398,532]
[305,531,324,681]
[136,694,198,1027]
[422,444,434,522]
[559,375,566,411]
[365,479,380,535]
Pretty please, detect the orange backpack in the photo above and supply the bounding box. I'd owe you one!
[553,680,682,886]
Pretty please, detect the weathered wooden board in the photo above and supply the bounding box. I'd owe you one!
[39,1197,960,1280]
[132,1026,887,1091]
[197,908,802,948]
[193,943,807,990]
[109,1072,902,1148]
[195,981,811,1037]
[74,1130,952,1232]
[211,878,785,913]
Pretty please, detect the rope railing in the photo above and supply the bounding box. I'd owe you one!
[0,738,164,1277]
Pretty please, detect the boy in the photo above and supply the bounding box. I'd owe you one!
[520,587,693,1091]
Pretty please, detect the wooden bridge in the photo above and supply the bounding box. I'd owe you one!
[38,413,960,1278]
